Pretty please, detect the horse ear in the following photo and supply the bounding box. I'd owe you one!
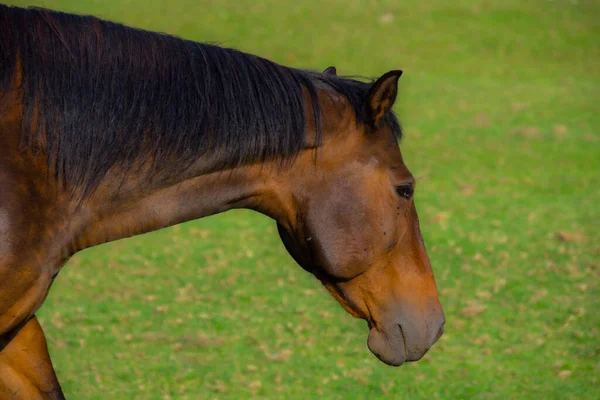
[323,66,337,76]
[366,70,402,125]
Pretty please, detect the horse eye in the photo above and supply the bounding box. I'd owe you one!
[395,184,413,200]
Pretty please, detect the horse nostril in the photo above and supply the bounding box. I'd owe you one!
[423,315,445,349]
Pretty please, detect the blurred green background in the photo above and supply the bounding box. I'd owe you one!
[5,0,599,399]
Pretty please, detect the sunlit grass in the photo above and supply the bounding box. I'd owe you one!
[5,0,599,398]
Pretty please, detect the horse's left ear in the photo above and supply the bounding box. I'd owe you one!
[323,66,337,75]
[366,70,403,125]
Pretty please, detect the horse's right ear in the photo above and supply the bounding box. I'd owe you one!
[323,66,337,76]
[366,70,402,125]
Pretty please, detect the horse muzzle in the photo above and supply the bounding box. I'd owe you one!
[367,309,445,366]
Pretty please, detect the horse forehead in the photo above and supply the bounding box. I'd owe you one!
[362,130,406,169]
[312,136,406,181]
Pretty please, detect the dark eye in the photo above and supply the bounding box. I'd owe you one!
[395,184,413,200]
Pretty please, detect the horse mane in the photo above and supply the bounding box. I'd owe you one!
[0,5,401,197]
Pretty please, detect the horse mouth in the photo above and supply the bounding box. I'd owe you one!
[398,324,409,362]
[367,325,408,367]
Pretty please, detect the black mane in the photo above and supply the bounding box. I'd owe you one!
[0,5,401,197]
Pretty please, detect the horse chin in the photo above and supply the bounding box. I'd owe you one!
[367,326,407,367]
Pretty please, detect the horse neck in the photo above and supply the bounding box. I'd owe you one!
[67,157,292,254]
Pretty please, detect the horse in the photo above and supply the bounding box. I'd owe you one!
[0,4,445,399]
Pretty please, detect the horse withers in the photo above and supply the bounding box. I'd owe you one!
[0,4,444,398]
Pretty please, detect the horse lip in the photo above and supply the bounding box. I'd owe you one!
[367,324,408,367]
[398,323,408,362]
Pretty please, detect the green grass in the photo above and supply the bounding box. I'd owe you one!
[5,0,600,398]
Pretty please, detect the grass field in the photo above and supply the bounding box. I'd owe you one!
[5,0,600,398]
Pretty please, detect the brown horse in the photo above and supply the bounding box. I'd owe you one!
[0,4,444,399]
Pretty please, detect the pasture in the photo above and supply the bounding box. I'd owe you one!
[4,0,599,398]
